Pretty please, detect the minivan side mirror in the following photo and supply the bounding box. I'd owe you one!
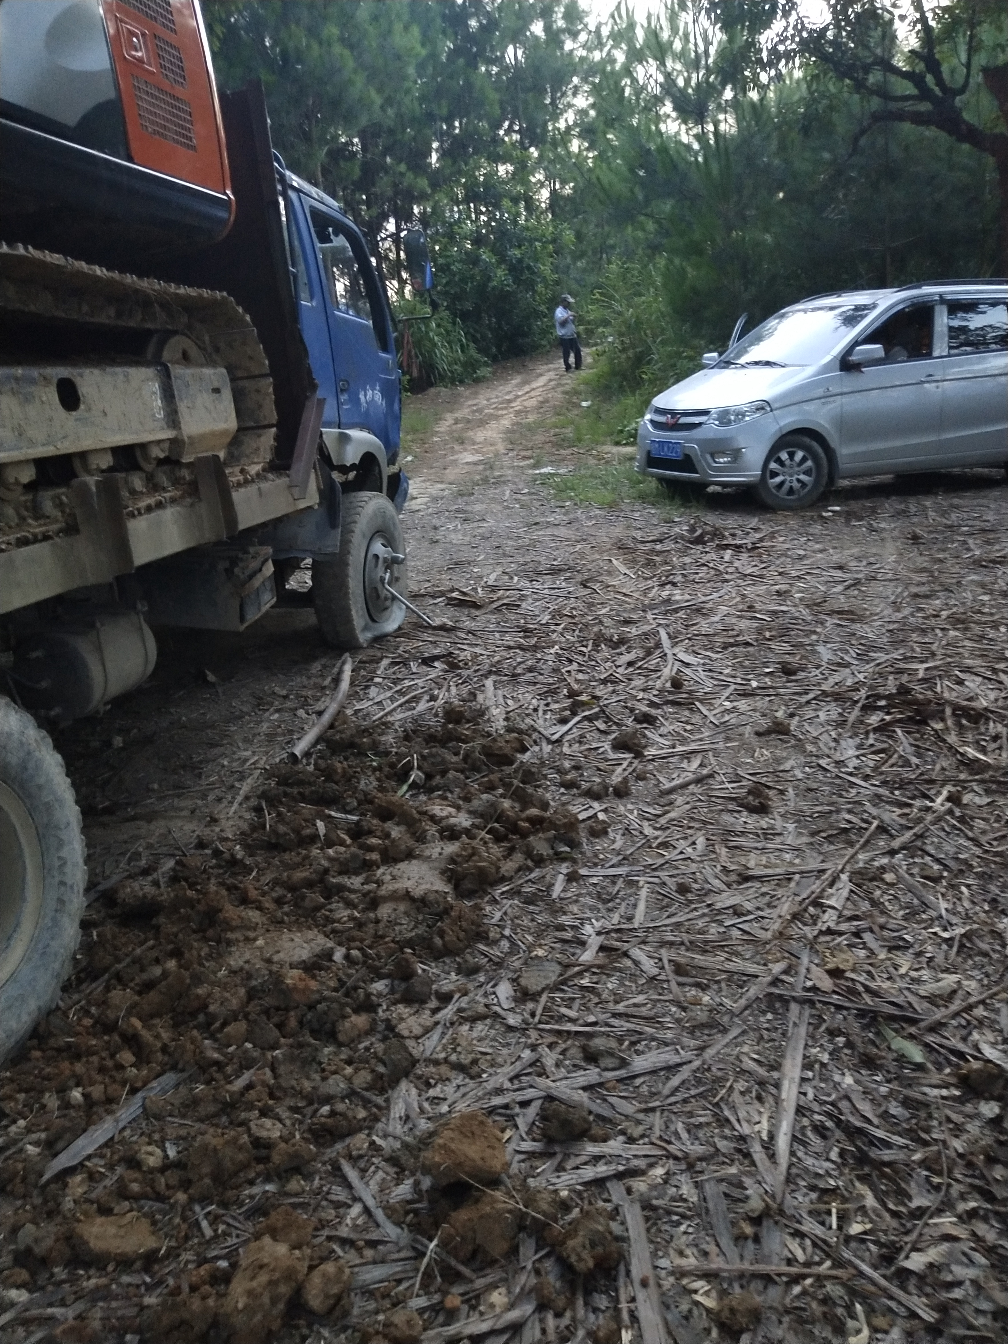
[844,343,885,369]
[701,352,719,368]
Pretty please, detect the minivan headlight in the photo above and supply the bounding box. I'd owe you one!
[706,400,771,427]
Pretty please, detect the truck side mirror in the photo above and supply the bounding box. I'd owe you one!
[844,343,885,369]
[404,228,433,293]
[701,352,719,368]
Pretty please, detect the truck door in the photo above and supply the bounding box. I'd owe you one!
[306,204,399,450]
[284,191,339,427]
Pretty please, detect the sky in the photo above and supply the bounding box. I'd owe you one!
[586,0,830,27]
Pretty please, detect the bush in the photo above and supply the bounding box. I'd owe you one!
[395,300,490,389]
[431,211,559,362]
[583,260,706,402]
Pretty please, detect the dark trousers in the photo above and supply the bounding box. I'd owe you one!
[561,336,582,371]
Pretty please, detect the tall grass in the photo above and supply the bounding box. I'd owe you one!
[395,300,490,390]
[582,260,707,409]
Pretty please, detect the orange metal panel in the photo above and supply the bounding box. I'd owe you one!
[99,0,231,201]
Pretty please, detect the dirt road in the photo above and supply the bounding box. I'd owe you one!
[2,355,1006,1343]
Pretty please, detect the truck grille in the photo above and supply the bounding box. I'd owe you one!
[131,75,196,151]
[120,0,177,33]
[648,408,710,431]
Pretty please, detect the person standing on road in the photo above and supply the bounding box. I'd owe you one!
[554,293,582,372]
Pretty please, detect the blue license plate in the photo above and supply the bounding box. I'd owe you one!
[649,439,683,459]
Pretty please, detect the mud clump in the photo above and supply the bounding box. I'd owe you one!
[140,1295,218,1343]
[73,1213,162,1265]
[713,1289,763,1334]
[610,728,646,756]
[258,1205,316,1249]
[593,1311,621,1344]
[436,900,485,955]
[518,958,561,997]
[556,1207,621,1275]
[958,1062,1006,1099]
[441,1190,521,1262]
[381,1037,415,1085]
[382,1307,424,1343]
[220,1236,308,1343]
[187,1132,253,1196]
[540,1099,592,1142]
[582,1035,625,1071]
[421,1111,506,1188]
[446,839,502,897]
[300,1258,352,1317]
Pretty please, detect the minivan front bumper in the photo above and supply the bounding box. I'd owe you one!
[635,413,781,486]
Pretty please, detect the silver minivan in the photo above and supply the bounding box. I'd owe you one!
[636,282,1008,510]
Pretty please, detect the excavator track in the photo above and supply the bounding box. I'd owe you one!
[0,243,279,553]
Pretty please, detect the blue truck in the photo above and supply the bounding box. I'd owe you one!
[0,0,428,1060]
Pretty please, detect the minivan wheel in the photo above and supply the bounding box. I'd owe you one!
[757,435,828,511]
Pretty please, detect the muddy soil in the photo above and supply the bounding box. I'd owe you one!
[1,352,1006,1344]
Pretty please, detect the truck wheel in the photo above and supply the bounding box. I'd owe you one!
[0,699,86,1064]
[313,492,408,649]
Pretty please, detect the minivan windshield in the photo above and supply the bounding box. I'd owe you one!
[721,303,876,368]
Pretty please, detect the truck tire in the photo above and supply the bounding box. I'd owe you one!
[0,699,86,1065]
[313,492,408,649]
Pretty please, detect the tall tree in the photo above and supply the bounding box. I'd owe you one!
[798,0,1008,271]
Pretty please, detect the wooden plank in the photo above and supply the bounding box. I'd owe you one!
[700,1178,739,1266]
[608,1180,667,1344]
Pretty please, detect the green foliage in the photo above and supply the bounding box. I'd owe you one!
[203,0,1005,391]
[582,261,707,404]
[433,213,559,361]
[538,454,698,511]
[396,302,490,388]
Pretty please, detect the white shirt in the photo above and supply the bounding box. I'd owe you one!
[554,305,576,338]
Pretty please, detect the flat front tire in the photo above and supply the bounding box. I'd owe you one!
[0,699,86,1064]
[313,491,408,649]
[756,435,829,511]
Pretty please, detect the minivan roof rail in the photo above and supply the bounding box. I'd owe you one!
[896,278,1007,290]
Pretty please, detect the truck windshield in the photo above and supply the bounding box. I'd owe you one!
[722,303,877,368]
[0,0,128,159]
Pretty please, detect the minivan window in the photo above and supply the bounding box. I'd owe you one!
[721,304,875,368]
[863,304,935,363]
[947,301,1008,355]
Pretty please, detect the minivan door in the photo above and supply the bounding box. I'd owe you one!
[939,297,1008,463]
[839,303,944,473]
[308,206,399,449]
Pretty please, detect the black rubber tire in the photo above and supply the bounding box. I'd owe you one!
[313,491,408,649]
[756,434,829,511]
[0,698,86,1065]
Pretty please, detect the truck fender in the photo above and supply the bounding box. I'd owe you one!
[321,427,387,497]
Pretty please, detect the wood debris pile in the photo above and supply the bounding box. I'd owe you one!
[1,465,1006,1343]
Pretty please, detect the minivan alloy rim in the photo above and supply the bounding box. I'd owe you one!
[766,446,816,498]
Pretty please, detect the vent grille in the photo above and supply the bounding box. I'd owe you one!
[646,452,699,475]
[649,408,710,431]
[154,33,187,87]
[131,75,196,150]
[120,0,176,33]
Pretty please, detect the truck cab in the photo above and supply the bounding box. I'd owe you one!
[283,171,404,506]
